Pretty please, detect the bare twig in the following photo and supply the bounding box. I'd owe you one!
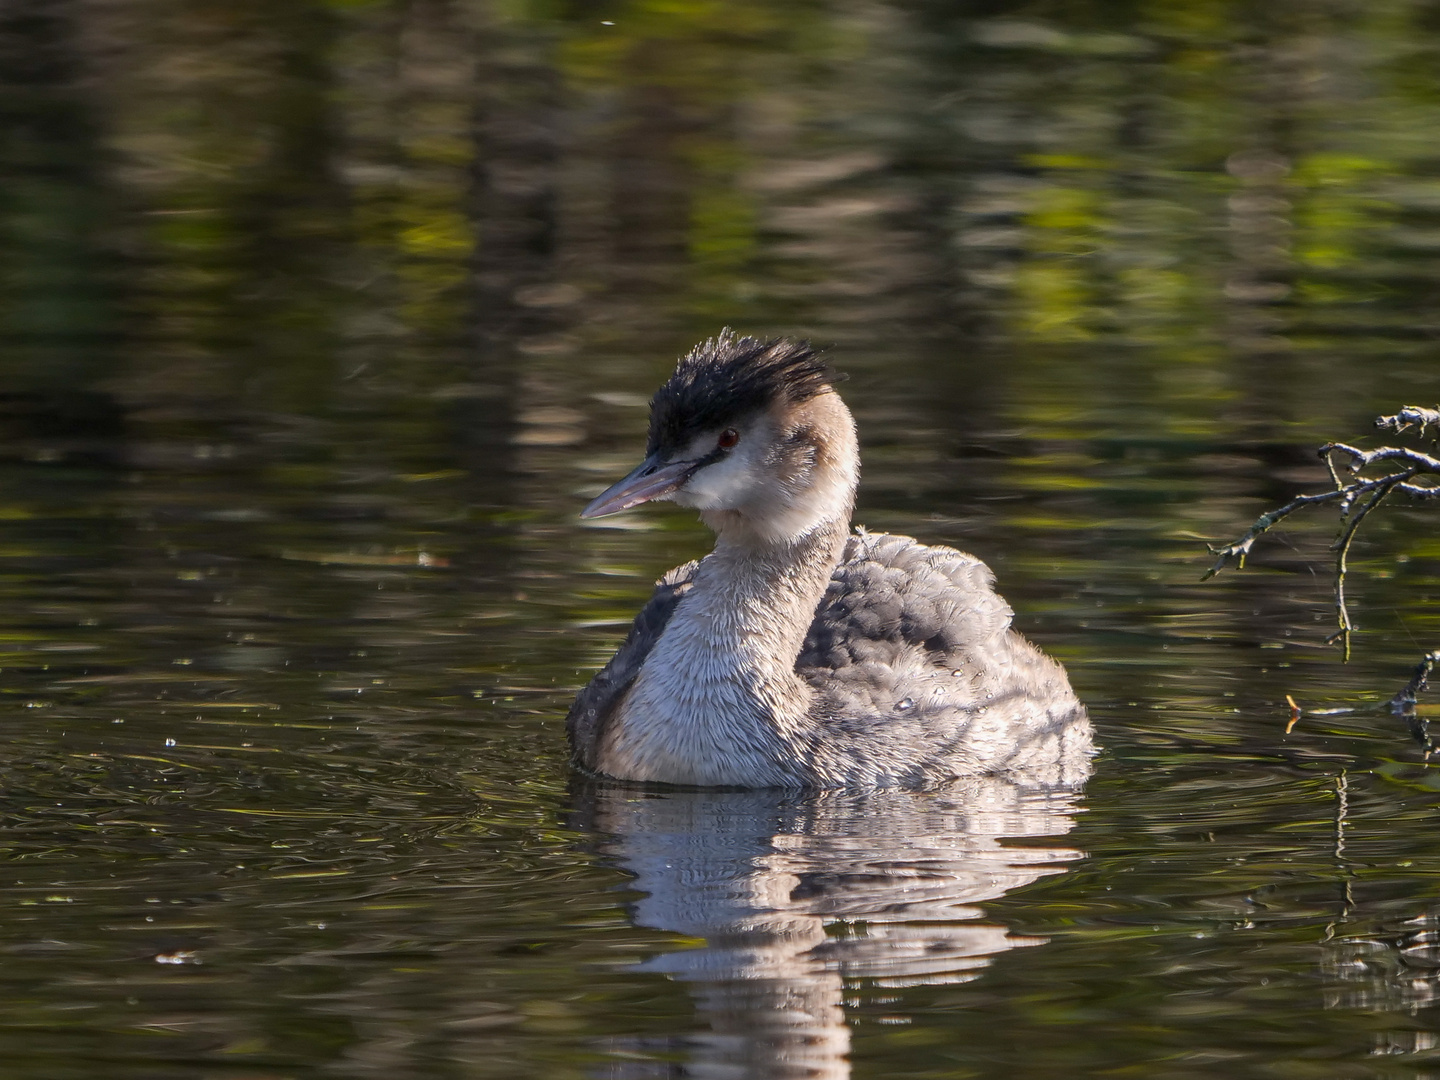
[1325,472,1406,659]
[1389,651,1440,754]
[1323,440,1440,477]
[1391,651,1440,711]
[1376,405,1440,439]
[1204,407,1440,657]
[1202,486,1348,578]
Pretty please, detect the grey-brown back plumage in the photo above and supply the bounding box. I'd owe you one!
[797,531,1089,789]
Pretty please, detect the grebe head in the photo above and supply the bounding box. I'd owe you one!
[581,331,859,543]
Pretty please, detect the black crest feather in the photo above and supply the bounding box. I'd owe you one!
[647,330,837,454]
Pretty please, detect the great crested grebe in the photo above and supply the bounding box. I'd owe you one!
[567,332,1092,790]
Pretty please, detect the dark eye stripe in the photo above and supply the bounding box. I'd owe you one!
[691,445,729,472]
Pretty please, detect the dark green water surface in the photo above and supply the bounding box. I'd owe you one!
[3,1,1440,1076]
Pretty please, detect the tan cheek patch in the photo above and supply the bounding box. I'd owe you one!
[770,428,817,485]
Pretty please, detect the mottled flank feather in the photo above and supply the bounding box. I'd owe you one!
[797,531,1089,790]
[648,330,835,455]
[800,530,1013,671]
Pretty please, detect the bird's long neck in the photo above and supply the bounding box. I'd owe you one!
[700,516,851,689]
[604,516,849,787]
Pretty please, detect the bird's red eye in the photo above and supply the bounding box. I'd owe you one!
[717,428,739,449]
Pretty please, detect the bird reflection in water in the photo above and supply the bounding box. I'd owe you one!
[572,777,1086,1079]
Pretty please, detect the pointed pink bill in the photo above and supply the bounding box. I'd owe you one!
[580,455,694,518]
